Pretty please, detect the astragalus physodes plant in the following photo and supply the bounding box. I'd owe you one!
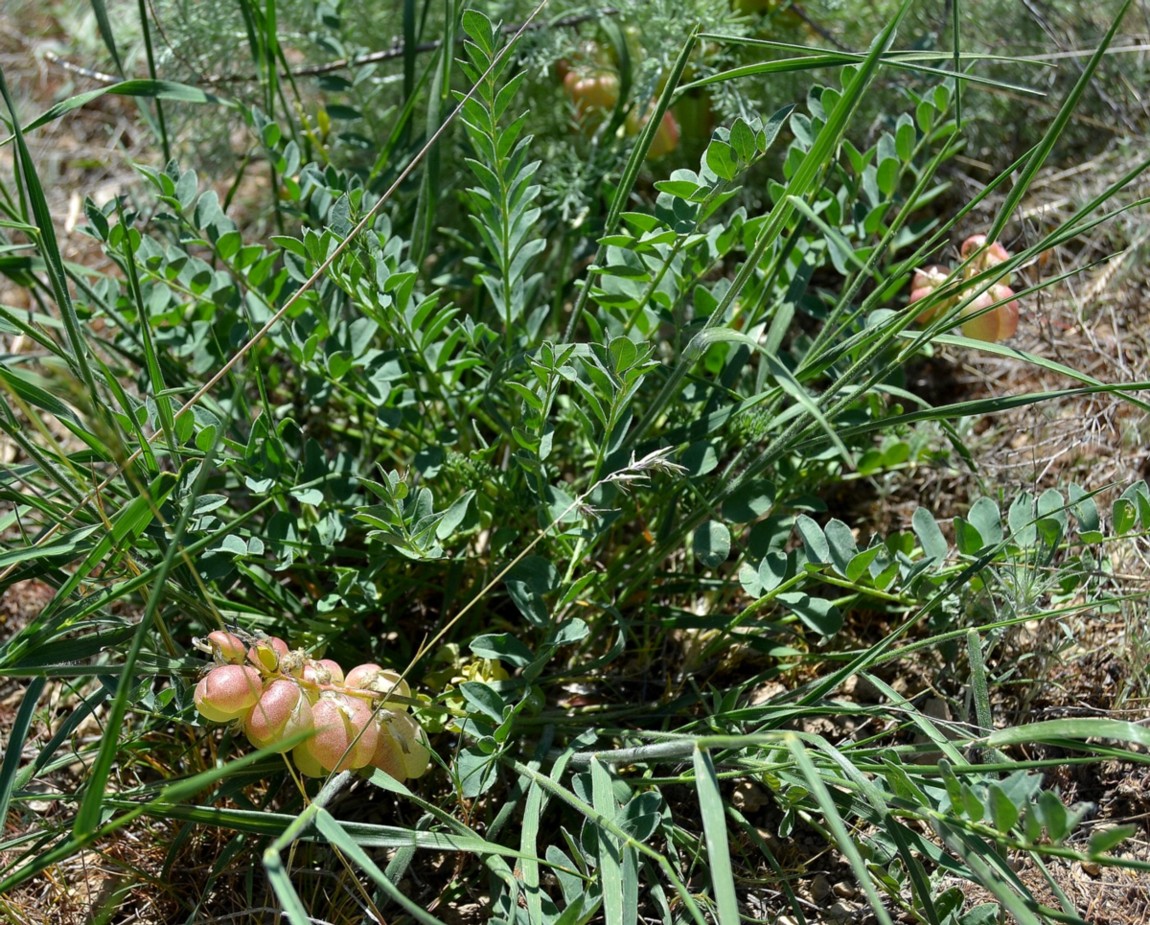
[3,0,1150,922]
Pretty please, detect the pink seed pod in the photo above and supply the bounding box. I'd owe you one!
[247,636,290,673]
[345,664,411,707]
[299,693,379,774]
[206,631,248,665]
[244,679,313,752]
[344,663,382,688]
[371,711,432,781]
[194,664,263,723]
[960,284,1018,342]
[909,265,953,324]
[960,234,1012,283]
[301,658,345,689]
[647,110,680,159]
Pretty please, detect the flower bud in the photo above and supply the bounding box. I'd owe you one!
[206,631,248,665]
[247,636,290,673]
[298,693,379,774]
[194,664,263,723]
[244,679,313,752]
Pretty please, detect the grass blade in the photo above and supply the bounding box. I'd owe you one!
[0,677,46,833]
[786,734,895,925]
[73,463,191,836]
[692,747,739,925]
[988,0,1133,241]
[591,756,629,925]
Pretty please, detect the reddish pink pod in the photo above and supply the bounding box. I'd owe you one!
[301,658,345,689]
[960,234,1012,283]
[563,68,620,121]
[960,284,1019,342]
[298,693,379,774]
[244,679,313,752]
[206,631,248,665]
[194,664,263,723]
[909,265,952,324]
[345,664,411,707]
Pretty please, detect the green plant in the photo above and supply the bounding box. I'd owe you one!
[1,0,1149,922]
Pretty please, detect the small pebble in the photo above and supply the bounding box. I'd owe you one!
[833,881,857,899]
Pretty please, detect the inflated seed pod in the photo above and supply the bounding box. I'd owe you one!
[371,711,431,781]
[194,664,264,723]
[244,679,313,752]
[960,284,1019,342]
[301,658,344,689]
[345,664,411,707]
[908,265,952,324]
[298,693,379,774]
[206,631,248,665]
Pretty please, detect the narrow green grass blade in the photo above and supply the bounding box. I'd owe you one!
[591,757,628,925]
[0,678,46,832]
[563,24,699,340]
[0,70,97,398]
[512,760,708,925]
[785,734,895,925]
[315,810,447,925]
[86,0,124,74]
[263,848,313,925]
[12,81,225,138]
[985,718,1150,751]
[46,471,178,617]
[130,800,542,854]
[520,780,546,924]
[682,48,1043,97]
[112,200,177,460]
[896,329,1150,415]
[966,630,993,736]
[14,684,108,792]
[73,463,192,836]
[692,747,739,925]
[97,362,158,472]
[411,2,453,263]
[937,824,1044,925]
[262,772,351,925]
[988,0,1133,241]
[134,0,170,162]
[798,381,1150,454]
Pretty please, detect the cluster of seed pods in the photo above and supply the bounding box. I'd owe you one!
[193,630,431,781]
[910,234,1020,343]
